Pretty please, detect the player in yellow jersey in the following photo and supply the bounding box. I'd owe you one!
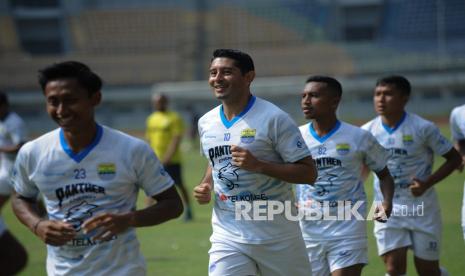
[146,93,193,221]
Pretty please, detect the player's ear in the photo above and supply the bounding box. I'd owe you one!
[91,91,102,106]
[331,95,341,109]
[402,94,410,105]
[245,70,255,86]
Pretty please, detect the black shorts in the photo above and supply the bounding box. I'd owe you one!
[164,164,183,187]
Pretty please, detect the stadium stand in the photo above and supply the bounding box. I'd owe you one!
[0,0,464,132]
[378,0,465,54]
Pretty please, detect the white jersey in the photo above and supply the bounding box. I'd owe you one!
[450,104,465,239]
[296,121,388,241]
[450,104,465,142]
[198,96,311,244]
[362,112,452,214]
[12,125,174,276]
[0,112,27,195]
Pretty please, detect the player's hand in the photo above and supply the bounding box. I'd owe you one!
[35,219,76,246]
[231,145,260,172]
[193,182,212,204]
[82,213,132,241]
[373,200,392,223]
[410,178,430,197]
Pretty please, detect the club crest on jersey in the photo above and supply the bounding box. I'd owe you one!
[97,163,116,180]
[240,128,256,144]
[402,135,414,145]
[336,143,350,155]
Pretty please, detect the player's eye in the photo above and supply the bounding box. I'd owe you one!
[47,98,59,107]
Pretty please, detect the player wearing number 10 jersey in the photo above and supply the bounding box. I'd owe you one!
[194,49,317,276]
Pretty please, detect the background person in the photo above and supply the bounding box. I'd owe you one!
[146,93,193,221]
[0,90,28,275]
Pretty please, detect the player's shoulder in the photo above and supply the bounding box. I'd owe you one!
[253,97,286,116]
[146,111,161,121]
[249,97,294,129]
[5,112,25,126]
[299,122,310,133]
[169,110,182,118]
[199,105,221,124]
[361,117,379,131]
[20,128,60,155]
[406,112,436,129]
[102,125,148,148]
[339,121,373,139]
[451,104,465,118]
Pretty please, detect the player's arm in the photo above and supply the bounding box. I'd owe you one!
[193,165,213,204]
[82,186,183,241]
[11,193,76,246]
[410,147,462,196]
[373,167,394,221]
[0,141,25,154]
[454,139,465,172]
[231,145,317,184]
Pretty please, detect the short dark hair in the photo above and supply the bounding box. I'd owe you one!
[376,75,411,96]
[305,75,342,97]
[0,91,8,106]
[212,49,254,75]
[38,61,103,96]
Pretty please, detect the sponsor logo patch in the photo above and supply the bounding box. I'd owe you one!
[97,163,116,180]
[336,143,350,155]
[402,135,414,145]
[240,128,256,144]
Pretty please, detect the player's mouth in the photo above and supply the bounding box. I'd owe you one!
[302,106,313,115]
[213,84,228,93]
[57,116,74,127]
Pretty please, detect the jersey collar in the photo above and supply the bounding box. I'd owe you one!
[220,95,256,129]
[60,124,103,163]
[382,112,406,134]
[309,120,341,143]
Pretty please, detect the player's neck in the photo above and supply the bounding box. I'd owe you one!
[62,123,98,153]
[312,115,338,136]
[222,93,252,121]
[381,111,405,128]
[0,110,9,121]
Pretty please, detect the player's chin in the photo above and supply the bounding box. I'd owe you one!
[58,123,79,132]
[303,112,314,120]
[215,92,229,100]
[374,108,385,115]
